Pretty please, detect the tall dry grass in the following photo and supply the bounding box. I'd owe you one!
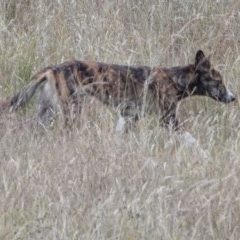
[1,0,240,239]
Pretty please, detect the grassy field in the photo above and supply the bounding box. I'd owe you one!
[1,0,240,239]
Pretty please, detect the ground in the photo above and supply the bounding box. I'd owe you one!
[0,0,240,239]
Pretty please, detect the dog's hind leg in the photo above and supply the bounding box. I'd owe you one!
[115,103,139,134]
[36,79,60,126]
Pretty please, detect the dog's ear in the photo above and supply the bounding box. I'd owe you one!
[195,50,211,71]
[195,50,205,66]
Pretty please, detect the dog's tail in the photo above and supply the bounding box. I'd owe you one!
[0,67,52,112]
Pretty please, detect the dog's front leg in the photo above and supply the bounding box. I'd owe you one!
[161,102,179,131]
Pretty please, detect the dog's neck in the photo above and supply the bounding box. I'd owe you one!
[163,64,199,99]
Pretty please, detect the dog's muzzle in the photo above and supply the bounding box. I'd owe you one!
[223,89,236,103]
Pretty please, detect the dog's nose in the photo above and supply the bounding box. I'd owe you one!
[231,95,236,102]
[226,89,236,102]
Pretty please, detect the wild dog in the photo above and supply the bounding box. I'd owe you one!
[0,50,235,131]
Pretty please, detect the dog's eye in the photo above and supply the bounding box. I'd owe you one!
[205,74,214,82]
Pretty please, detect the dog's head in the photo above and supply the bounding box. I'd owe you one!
[194,50,235,103]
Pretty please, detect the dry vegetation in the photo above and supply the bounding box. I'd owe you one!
[1,0,240,239]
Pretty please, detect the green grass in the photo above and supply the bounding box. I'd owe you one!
[0,0,240,239]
